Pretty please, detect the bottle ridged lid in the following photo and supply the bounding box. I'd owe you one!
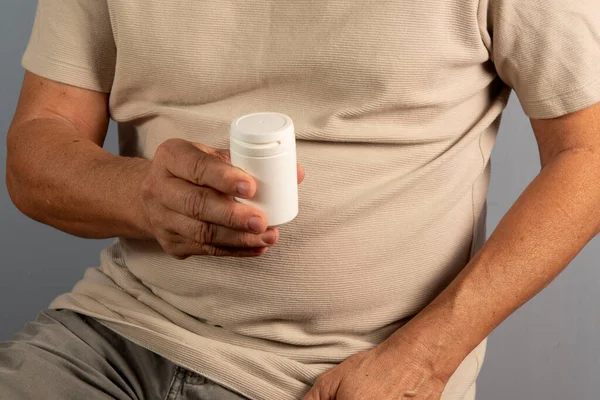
[230,112,294,144]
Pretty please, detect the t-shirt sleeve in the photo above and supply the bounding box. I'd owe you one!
[22,0,116,93]
[486,0,600,119]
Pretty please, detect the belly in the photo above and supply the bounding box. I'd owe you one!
[118,139,482,339]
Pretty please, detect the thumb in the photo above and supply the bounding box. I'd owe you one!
[206,143,305,184]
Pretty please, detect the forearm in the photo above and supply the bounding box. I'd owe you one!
[6,118,151,239]
[387,148,600,380]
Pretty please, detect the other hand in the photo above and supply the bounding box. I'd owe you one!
[303,339,446,400]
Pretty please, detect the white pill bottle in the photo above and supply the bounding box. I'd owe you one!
[229,112,299,227]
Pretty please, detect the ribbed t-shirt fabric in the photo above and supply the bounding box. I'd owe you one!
[22,1,600,399]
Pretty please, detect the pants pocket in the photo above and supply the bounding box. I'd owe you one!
[165,366,248,400]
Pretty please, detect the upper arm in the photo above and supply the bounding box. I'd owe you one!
[483,0,600,166]
[10,71,110,146]
[11,0,116,146]
[531,102,600,168]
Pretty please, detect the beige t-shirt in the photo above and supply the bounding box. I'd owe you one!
[22,1,600,399]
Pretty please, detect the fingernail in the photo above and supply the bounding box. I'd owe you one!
[248,216,264,233]
[237,181,251,197]
[261,230,278,245]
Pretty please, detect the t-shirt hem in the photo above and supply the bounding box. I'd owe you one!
[21,50,113,93]
[48,294,488,400]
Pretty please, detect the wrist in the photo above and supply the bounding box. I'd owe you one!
[110,155,154,239]
[383,294,483,382]
[131,158,155,239]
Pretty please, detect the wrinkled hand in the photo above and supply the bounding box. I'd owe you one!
[303,340,447,400]
[140,138,304,259]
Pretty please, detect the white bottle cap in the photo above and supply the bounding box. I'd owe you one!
[230,112,294,144]
[230,112,295,158]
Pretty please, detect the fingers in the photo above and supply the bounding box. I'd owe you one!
[157,139,305,192]
[216,147,305,184]
[218,148,306,183]
[297,163,305,183]
[155,139,256,198]
[160,237,270,259]
[161,211,279,248]
[154,177,269,233]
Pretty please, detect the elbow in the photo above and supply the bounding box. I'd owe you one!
[6,150,34,219]
[5,131,42,221]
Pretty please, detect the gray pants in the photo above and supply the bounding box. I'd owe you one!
[0,310,249,400]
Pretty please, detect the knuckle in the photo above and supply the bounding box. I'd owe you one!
[140,173,161,202]
[140,178,153,200]
[161,138,176,147]
[153,212,169,229]
[201,244,220,256]
[161,239,192,260]
[224,203,241,228]
[156,139,177,161]
[163,138,182,150]
[193,222,217,245]
[214,247,231,257]
[238,233,255,247]
[184,189,208,219]
[159,239,179,256]
[188,153,209,185]
[154,145,166,162]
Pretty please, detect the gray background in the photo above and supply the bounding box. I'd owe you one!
[1,2,599,399]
